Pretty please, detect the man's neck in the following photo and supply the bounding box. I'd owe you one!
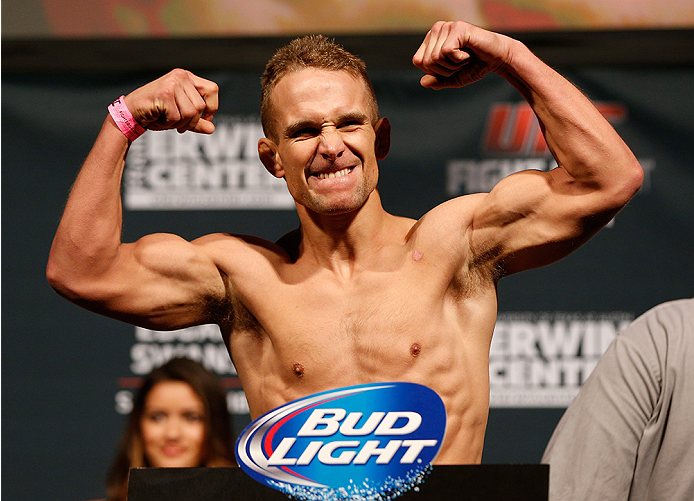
[294,192,405,277]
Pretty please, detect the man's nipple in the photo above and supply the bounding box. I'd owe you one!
[410,342,421,357]
[292,363,305,377]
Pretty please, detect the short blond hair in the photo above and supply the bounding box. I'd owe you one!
[260,34,379,139]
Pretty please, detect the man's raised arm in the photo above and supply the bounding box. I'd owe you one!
[413,21,643,275]
[47,69,228,329]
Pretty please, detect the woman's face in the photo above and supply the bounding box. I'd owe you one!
[140,381,207,468]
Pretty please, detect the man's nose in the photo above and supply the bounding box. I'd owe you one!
[318,129,345,160]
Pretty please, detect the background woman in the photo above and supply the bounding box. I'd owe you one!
[105,357,236,501]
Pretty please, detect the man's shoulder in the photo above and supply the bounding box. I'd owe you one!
[393,194,488,272]
[192,232,291,263]
[411,193,487,238]
[636,297,694,343]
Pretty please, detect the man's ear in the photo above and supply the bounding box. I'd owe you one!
[374,117,391,160]
[258,138,284,178]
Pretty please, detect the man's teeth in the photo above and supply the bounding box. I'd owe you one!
[316,168,351,180]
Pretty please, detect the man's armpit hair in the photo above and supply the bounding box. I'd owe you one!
[469,243,507,283]
[208,289,264,349]
[203,293,234,328]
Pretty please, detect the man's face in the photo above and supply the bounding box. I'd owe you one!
[260,68,388,216]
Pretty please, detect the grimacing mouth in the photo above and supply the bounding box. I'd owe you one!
[313,166,355,180]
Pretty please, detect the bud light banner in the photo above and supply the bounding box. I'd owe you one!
[235,382,446,500]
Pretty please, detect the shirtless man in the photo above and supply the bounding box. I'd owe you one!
[47,21,643,464]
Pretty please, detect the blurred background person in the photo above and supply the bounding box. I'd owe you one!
[542,298,694,501]
[103,357,236,501]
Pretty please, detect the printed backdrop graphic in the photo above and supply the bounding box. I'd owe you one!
[114,324,249,417]
[2,64,693,501]
[123,116,294,210]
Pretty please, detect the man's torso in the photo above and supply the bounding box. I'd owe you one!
[207,203,499,463]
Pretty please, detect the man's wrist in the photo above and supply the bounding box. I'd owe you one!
[108,96,146,141]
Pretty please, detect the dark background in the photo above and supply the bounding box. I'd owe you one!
[3,30,694,500]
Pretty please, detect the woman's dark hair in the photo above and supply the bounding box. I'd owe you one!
[105,357,235,501]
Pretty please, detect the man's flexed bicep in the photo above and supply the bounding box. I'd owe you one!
[468,165,626,276]
[415,21,643,276]
[49,231,229,330]
[47,69,224,329]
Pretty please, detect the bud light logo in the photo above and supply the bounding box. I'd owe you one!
[236,382,446,500]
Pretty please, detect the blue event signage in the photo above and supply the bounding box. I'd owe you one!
[235,382,447,501]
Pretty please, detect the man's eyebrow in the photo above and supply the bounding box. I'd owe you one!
[283,120,318,138]
[337,111,376,124]
[283,112,370,138]
[337,111,369,124]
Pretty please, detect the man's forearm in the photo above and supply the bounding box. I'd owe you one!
[499,39,643,200]
[47,116,130,297]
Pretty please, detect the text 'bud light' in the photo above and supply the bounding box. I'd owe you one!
[235,382,447,501]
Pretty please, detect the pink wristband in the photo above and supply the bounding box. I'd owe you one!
[108,95,146,141]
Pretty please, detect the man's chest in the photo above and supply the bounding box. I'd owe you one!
[229,277,461,398]
[227,263,483,382]
[245,264,446,339]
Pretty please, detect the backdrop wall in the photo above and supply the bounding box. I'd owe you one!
[3,39,693,500]
[4,0,694,38]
